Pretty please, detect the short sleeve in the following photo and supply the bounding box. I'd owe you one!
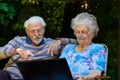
[91,44,108,72]
[59,44,75,58]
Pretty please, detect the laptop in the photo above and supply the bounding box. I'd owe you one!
[16,57,74,80]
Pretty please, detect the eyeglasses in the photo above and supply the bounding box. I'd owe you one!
[75,30,89,35]
[27,28,44,34]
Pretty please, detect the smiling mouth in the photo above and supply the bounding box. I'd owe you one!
[33,36,42,39]
[78,37,85,40]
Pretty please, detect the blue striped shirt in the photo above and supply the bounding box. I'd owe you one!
[0,36,76,79]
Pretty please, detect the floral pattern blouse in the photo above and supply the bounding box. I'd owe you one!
[59,43,107,76]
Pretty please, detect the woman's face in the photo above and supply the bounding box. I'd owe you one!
[74,24,94,45]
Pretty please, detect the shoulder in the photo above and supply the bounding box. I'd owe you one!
[12,36,27,42]
[90,43,108,55]
[91,43,107,49]
[43,38,55,43]
[13,36,26,40]
[60,44,76,57]
[64,43,76,49]
[43,38,55,41]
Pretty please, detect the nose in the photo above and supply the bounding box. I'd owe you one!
[79,35,87,40]
[77,33,86,39]
[78,33,82,38]
[34,30,39,36]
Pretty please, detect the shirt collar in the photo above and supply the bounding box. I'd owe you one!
[26,37,45,45]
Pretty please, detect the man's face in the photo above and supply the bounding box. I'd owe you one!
[26,22,45,46]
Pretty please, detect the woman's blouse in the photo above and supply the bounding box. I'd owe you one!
[59,43,107,76]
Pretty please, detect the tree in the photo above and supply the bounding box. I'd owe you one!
[118,0,120,79]
[0,2,15,44]
[0,0,118,79]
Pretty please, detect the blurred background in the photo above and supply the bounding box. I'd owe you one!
[0,0,118,80]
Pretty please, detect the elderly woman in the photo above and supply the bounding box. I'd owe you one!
[59,12,108,80]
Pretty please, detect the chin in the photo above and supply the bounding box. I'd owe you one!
[32,39,42,46]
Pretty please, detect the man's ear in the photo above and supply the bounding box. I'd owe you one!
[25,28,29,35]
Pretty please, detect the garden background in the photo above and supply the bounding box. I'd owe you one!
[0,0,118,80]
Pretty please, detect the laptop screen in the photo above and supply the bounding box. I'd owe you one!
[16,58,74,80]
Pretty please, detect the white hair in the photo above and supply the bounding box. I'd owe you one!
[24,16,46,28]
[71,12,99,36]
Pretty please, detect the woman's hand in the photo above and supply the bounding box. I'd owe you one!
[74,75,84,80]
[74,70,101,80]
[16,48,34,60]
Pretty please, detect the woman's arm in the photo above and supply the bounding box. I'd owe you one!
[75,70,101,80]
[83,70,101,80]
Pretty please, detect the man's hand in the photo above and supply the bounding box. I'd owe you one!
[47,40,61,56]
[16,48,34,60]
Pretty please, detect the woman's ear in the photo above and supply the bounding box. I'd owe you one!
[89,33,95,40]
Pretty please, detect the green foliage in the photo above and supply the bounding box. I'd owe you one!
[105,29,118,80]
[13,24,24,30]
[12,0,75,38]
[0,0,118,79]
[0,2,15,26]
[95,0,118,27]
[42,1,67,38]
[0,2,15,45]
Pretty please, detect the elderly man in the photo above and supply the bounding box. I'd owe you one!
[0,16,76,80]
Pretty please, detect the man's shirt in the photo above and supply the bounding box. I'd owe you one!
[0,36,76,79]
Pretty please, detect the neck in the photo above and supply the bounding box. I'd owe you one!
[75,42,91,53]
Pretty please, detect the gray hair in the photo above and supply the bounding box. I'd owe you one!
[24,16,46,28]
[71,12,99,36]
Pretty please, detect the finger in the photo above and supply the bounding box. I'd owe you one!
[50,50,53,56]
[26,51,34,56]
[29,52,34,56]
[47,44,58,56]
[74,76,83,80]
[22,53,32,60]
[48,48,54,56]
[22,54,28,60]
[50,53,53,56]
[47,47,50,54]
[52,46,58,55]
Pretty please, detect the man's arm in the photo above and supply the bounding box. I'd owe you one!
[57,38,77,46]
[0,36,21,60]
[15,38,77,60]
[48,38,77,56]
